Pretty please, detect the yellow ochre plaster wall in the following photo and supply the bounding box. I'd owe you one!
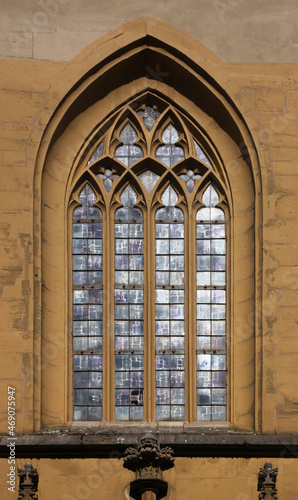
[0,17,297,434]
[1,457,298,499]
[0,13,297,500]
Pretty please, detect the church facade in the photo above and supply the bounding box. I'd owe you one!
[0,6,298,499]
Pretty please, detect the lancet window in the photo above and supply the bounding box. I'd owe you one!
[70,96,228,422]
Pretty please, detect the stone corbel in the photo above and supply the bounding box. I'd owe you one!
[123,434,175,500]
[258,462,278,500]
[18,463,39,500]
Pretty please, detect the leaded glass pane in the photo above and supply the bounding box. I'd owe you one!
[161,185,178,207]
[73,102,230,425]
[120,185,138,207]
[114,186,144,421]
[72,184,103,421]
[202,185,219,207]
[137,106,160,131]
[97,169,119,192]
[179,170,202,193]
[88,143,104,164]
[155,184,185,421]
[156,146,184,167]
[194,140,212,168]
[138,171,160,193]
[120,123,137,144]
[155,124,185,167]
[162,124,179,144]
[196,183,226,421]
[115,124,143,166]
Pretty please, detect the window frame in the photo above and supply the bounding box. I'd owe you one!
[68,100,230,423]
[36,23,259,432]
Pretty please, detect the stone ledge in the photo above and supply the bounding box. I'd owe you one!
[1,433,298,458]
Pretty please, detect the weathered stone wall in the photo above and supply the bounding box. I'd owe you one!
[0,0,298,62]
[1,18,297,435]
[0,12,297,500]
[235,67,298,433]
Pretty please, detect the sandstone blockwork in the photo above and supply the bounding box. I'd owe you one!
[0,16,297,500]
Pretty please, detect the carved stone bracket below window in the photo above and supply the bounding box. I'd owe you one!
[18,463,39,500]
[258,462,278,500]
[123,434,175,500]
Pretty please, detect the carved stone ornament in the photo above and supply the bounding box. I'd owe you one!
[258,462,278,500]
[18,463,39,500]
[123,435,174,500]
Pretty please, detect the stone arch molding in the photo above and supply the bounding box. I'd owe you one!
[34,18,262,430]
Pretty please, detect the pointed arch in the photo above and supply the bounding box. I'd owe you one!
[73,184,102,220]
[71,170,105,206]
[110,170,147,210]
[109,110,147,159]
[109,108,147,143]
[131,157,168,178]
[150,107,189,151]
[150,169,188,209]
[113,122,144,167]
[113,179,145,421]
[154,180,186,421]
[72,182,104,422]
[35,18,261,431]
[196,181,227,421]
[192,172,226,208]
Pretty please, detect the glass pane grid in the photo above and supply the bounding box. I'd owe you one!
[196,190,226,422]
[155,195,185,421]
[114,202,144,421]
[72,185,103,422]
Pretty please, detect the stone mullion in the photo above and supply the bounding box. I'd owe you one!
[145,197,154,422]
[188,204,197,422]
[103,202,113,421]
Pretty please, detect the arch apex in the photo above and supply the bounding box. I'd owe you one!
[68,16,223,77]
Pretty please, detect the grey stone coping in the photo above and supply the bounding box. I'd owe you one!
[1,427,298,458]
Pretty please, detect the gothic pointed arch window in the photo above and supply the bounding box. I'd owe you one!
[70,95,228,423]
